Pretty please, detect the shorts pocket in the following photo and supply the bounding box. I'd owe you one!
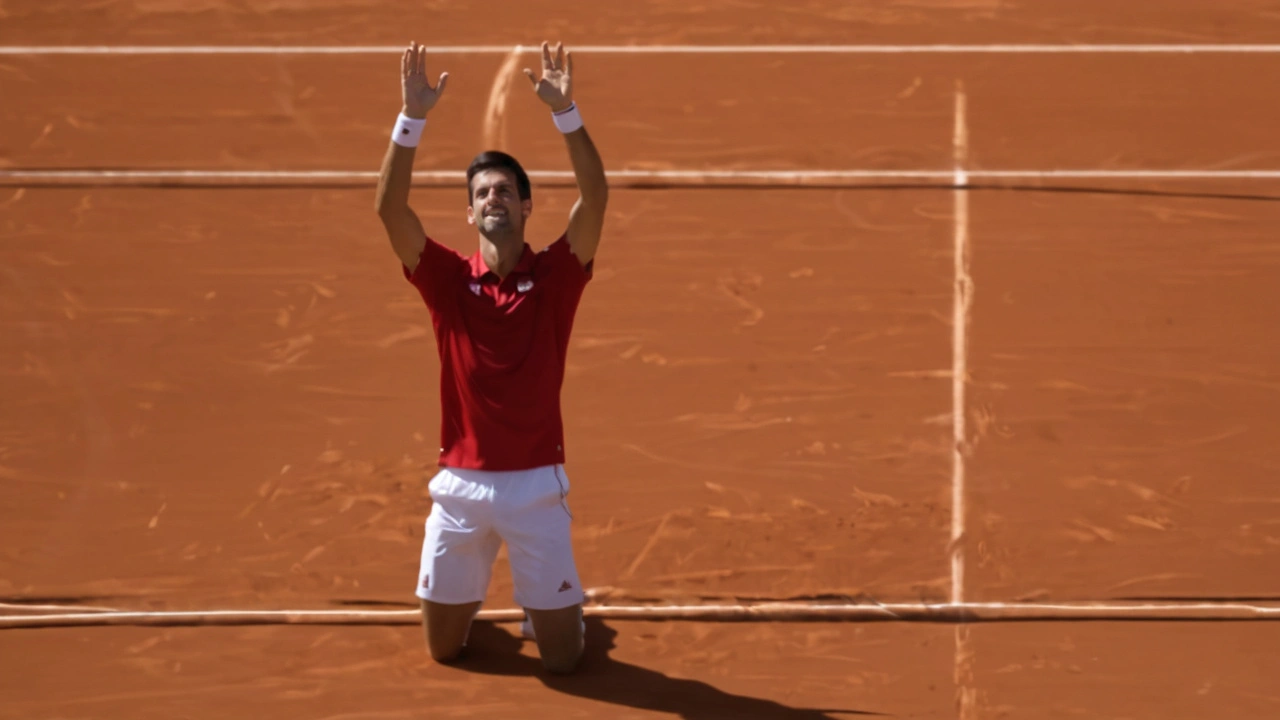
[552,466,573,520]
[427,470,448,499]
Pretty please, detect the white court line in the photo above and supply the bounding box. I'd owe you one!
[5,169,1280,184]
[7,43,1280,55]
[4,601,1280,630]
[956,170,1280,180]
[951,82,977,720]
[950,83,970,607]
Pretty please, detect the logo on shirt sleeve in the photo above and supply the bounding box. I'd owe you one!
[517,279,534,293]
[469,282,482,296]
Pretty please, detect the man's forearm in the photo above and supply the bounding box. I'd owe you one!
[375,139,418,216]
[380,45,441,271]
[380,40,445,216]
[563,128,607,206]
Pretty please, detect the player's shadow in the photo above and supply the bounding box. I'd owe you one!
[456,618,885,719]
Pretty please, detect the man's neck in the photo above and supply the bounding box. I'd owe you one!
[479,234,525,279]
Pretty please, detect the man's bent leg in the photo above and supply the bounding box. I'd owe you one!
[501,465,587,675]
[524,603,585,674]
[421,599,483,663]
[415,469,501,663]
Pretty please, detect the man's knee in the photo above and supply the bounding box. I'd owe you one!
[421,599,480,665]
[524,604,585,674]
[429,641,467,665]
[540,645,583,675]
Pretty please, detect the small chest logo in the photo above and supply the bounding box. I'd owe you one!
[469,282,482,296]
[516,279,534,293]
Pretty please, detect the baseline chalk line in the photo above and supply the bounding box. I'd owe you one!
[7,43,1280,55]
[5,601,1280,630]
[5,168,1280,188]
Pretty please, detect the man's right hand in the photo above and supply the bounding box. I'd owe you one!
[402,42,449,119]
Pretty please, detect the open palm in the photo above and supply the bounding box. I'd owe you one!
[524,41,574,113]
[402,42,448,119]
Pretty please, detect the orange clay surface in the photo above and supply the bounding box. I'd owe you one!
[4,2,1280,718]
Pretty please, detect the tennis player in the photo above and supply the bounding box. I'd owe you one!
[374,41,607,675]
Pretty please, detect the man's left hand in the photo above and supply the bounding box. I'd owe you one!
[524,41,574,113]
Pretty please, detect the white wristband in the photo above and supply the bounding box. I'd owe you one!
[392,113,426,147]
[552,103,584,134]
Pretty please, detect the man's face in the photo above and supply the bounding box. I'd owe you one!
[467,168,530,236]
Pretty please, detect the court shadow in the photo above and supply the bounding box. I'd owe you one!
[455,618,884,719]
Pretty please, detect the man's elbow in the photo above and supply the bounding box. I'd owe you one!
[374,194,402,221]
[583,182,609,209]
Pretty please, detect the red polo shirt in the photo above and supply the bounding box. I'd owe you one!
[403,233,591,471]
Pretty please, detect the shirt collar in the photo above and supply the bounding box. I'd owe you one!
[468,243,535,280]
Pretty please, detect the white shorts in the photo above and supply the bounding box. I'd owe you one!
[415,464,585,611]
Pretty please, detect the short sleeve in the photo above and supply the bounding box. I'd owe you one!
[538,234,593,292]
[403,235,467,311]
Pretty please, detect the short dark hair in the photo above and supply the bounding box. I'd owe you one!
[466,151,531,204]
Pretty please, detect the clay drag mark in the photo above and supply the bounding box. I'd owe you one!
[0,186,955,610]
[968,623,1280,719]
[966,188,1280,602]
[5,0,1280,46]
[7,2,1280,718]
[0,622,958,719]
[0,53,956,175]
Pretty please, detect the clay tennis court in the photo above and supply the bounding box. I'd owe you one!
[3,1,1280,718]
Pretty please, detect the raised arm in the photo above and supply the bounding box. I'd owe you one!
[525,42,608,267]
[375,42,449,273]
